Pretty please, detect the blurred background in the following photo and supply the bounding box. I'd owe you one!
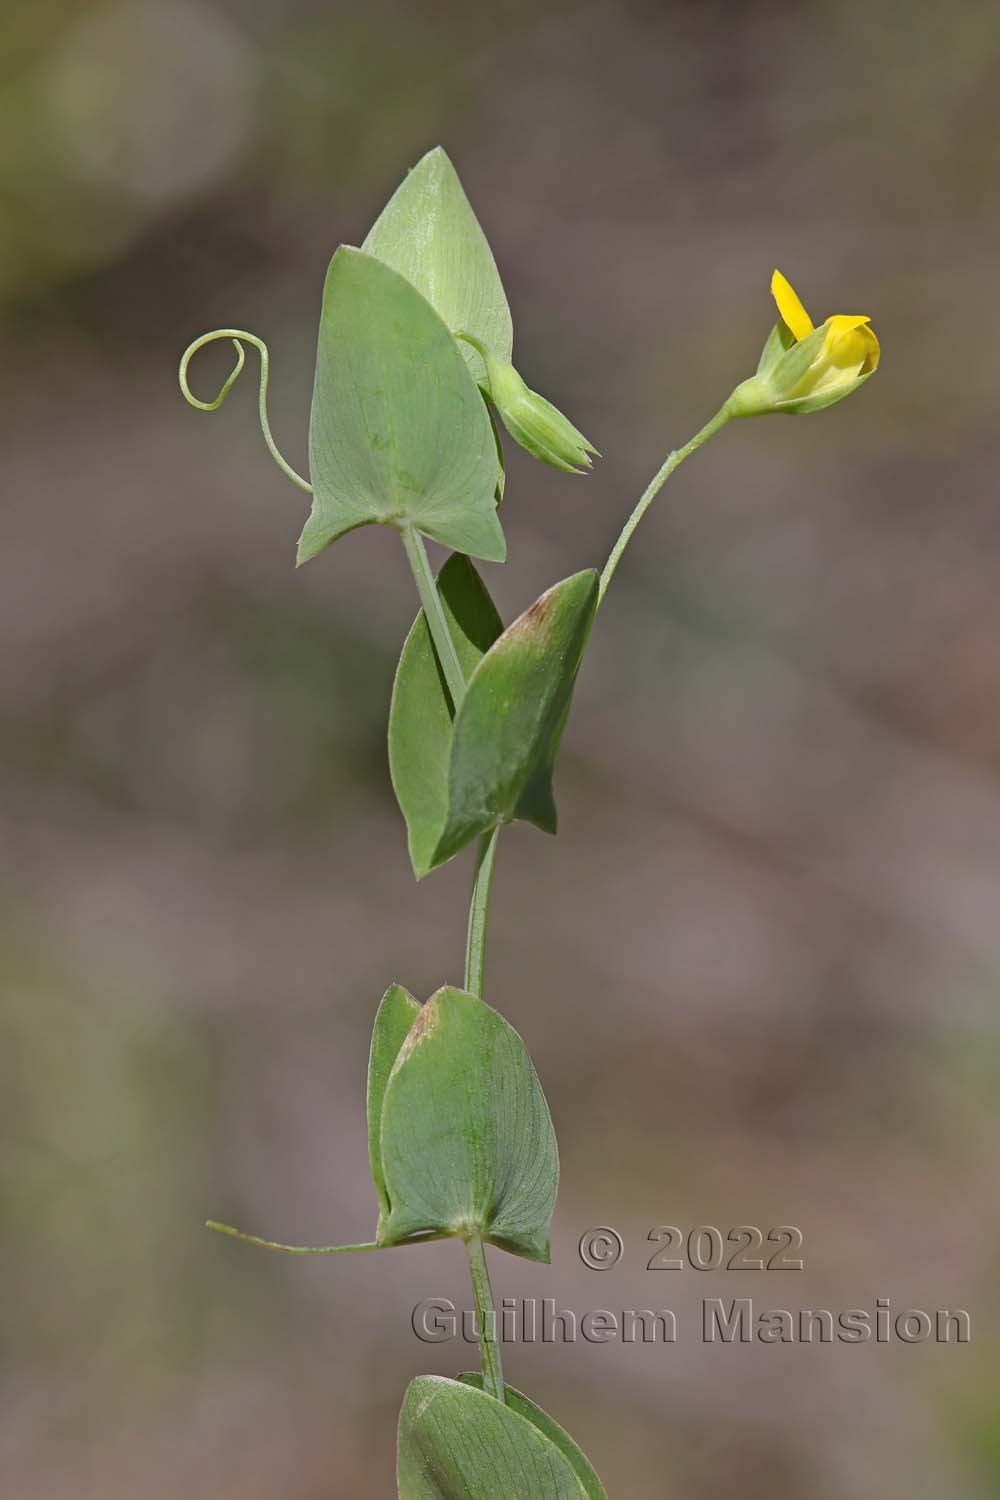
[2,0,998,1495]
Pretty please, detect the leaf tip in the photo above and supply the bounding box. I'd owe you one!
[295,515,323,566]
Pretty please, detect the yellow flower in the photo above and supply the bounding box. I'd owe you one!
[728,269,879,416]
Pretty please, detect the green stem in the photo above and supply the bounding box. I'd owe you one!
[464,1232,505,1402]
[398,526,505,1001]
[465,828,500,998]
[396,535,506,1401]
[598,403,732,605]
[399,524,466,708]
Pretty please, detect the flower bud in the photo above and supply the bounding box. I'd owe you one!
[458,333,598,473]
[728,269,879,417]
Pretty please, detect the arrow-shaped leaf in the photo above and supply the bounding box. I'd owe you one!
[367,983,421,1221]
[458,1376,607,1500]
[377,987,558,1262]
[363,146,513,387]
[299,248,505,566]
[398,1376,599,1499]
[390,565,598,877]
[389,554,504,877]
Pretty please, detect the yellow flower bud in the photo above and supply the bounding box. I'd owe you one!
[728,269,880,417]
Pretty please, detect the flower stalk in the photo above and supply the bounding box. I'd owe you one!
[599,404,732,604]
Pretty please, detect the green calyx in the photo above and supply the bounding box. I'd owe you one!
[459,332,599,473]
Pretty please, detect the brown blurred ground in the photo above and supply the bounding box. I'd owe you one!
[2,1,999,1496]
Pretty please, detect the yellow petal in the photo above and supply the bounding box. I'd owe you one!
[860,325,880,373]
[825,314,870,336]
[823,317,879,373]
[771,269,814,342]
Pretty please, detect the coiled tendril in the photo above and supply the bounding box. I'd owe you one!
[178,330,313,495]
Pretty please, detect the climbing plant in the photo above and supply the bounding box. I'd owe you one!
[180,146,878,1496]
